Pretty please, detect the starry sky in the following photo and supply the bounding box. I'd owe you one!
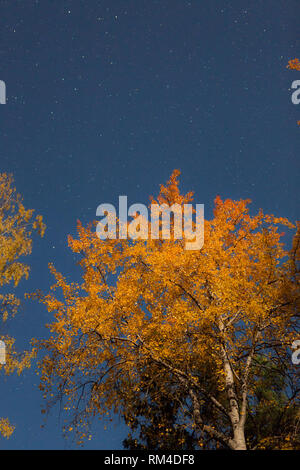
[0,0,299,449]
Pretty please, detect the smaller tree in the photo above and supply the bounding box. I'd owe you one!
[0,173,45,438]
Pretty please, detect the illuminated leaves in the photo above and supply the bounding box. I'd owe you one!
[287,58,300,71]
[0,418,15,439]
[0,173,45,438]
[35,171,299,449]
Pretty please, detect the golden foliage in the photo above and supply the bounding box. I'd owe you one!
[0,173,45,438]
[0,418,15,439]
[287,58,300,71]
[34,171,299,449]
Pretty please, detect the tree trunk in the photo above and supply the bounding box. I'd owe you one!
[231,426,247,450]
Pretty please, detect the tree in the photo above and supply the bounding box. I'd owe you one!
[34,170,299,449]
[0,173,45,438]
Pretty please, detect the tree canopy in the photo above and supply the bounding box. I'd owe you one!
[34,170,299,449]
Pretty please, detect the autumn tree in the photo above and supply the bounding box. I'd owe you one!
[34,170,299,450]
[0,173,45,438]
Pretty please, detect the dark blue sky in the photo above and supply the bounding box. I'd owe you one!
[0,0,299,449]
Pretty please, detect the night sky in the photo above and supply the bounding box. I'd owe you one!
[0,0,299,449]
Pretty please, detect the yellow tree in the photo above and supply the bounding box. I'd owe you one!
[34,171,299,450]
[0,173,45,438]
